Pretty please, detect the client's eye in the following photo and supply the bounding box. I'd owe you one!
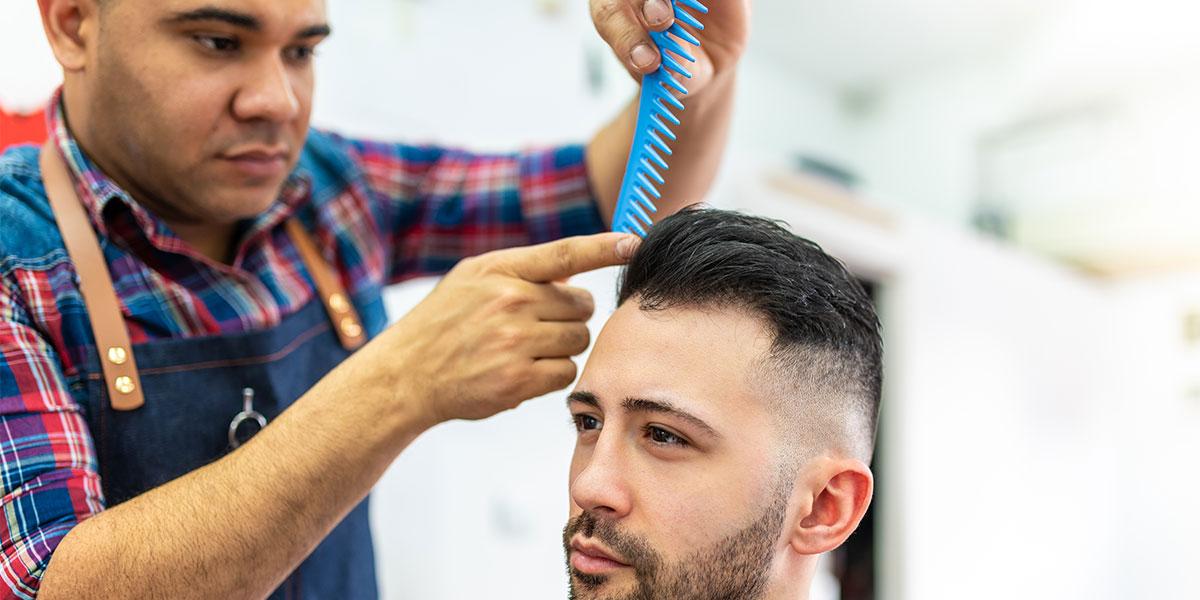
[572,414,602,432]
[645,425,689,447]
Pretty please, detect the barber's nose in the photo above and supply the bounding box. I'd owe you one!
[569,437,633,519]
[232,56,301,123]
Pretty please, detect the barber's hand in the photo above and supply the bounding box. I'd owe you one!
[379,232,640,425]
[591,0,751,93]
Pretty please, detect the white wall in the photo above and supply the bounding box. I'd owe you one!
[840,0,1200,270]
[314,0,629,148]
[1100,273,1200,599]
[0,2,61,112]
[883,223,1116,599]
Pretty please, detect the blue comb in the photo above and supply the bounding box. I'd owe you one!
[611,0,709,237]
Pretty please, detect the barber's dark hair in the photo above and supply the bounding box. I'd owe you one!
[617,207,882,460]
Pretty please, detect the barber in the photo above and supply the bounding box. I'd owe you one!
[0,0,748,598]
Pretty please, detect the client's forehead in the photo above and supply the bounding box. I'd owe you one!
[577,303,777,429]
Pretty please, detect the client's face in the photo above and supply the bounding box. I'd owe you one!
[564,303,791,600]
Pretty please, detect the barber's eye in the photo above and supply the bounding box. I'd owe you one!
[645,426,689,447]
[285,45,317,63]
[572,414,602,432]
[195,35,239,53]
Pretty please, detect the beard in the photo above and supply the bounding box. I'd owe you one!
[562,490,789,600]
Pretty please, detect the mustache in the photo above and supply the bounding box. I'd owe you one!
[563,512,661,576]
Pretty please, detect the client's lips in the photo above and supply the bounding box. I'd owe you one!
[570,537,630,574]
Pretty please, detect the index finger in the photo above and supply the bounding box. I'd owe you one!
[487,233,641,283]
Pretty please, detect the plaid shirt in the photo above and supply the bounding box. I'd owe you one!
[0,95,604,598]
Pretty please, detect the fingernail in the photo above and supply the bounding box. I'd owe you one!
[643,0,672,27]
[631,44,658,70]
[617,235,641,260]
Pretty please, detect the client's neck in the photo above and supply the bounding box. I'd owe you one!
[762,553,819,600]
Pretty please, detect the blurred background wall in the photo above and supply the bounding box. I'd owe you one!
[4,0,1198,598]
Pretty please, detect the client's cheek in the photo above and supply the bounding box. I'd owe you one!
[648,505,713,548]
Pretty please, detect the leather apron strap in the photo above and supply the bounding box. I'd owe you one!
[40,141,365,412]
[284,219,366,351]
[41,141,145,410]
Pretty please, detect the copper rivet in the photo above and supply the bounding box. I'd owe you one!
[106,346,128,365]
[329,293,350,313]
[339,317,363,339]
[114,376,136,395]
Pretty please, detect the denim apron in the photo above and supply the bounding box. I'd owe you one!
[42,142,378,599]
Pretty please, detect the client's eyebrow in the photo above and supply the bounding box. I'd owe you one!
[623,397,721,440]
[567,391,600,407]
[567,390,720,440]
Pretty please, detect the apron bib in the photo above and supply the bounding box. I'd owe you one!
[79,300,377,600]
[41,141,378,599]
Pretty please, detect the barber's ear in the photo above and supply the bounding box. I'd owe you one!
[38,0,99,71]
[787,457,874,555]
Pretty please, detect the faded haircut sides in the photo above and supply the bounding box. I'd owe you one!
[616,207,883,463]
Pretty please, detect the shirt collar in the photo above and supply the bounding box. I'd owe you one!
[48,89,138,240]
[45,88,312,259]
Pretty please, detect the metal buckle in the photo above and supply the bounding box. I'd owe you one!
[229,387,268,449]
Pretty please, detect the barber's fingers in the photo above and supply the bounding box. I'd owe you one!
[591,0,675,74]
[481,278,595,322]
[527,283,596,322]
[527,322,592,359]
[483,232,640,284]
[526,358,581,397]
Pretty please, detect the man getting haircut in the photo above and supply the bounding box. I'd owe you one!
[563,207,882,600]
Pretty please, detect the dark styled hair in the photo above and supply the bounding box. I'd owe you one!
[617,207,882,461]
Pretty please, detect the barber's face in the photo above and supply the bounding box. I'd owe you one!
[81,0,328,225]
[565,304,791,600]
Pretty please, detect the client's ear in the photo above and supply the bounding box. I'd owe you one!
[788,457,874,555]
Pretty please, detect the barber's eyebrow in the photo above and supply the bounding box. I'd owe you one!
[165,7,332,38]
[567,391,720,440]
[297,24,333,39]
[166,7,261,30]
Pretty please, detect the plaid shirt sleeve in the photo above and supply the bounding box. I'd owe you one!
[341,138,608,282]
[0,275,103,599]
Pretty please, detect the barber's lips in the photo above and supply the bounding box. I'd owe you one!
[570,537,630,574]
[220,148,289,179]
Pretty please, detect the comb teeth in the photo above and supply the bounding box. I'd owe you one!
[611,0,707,237]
